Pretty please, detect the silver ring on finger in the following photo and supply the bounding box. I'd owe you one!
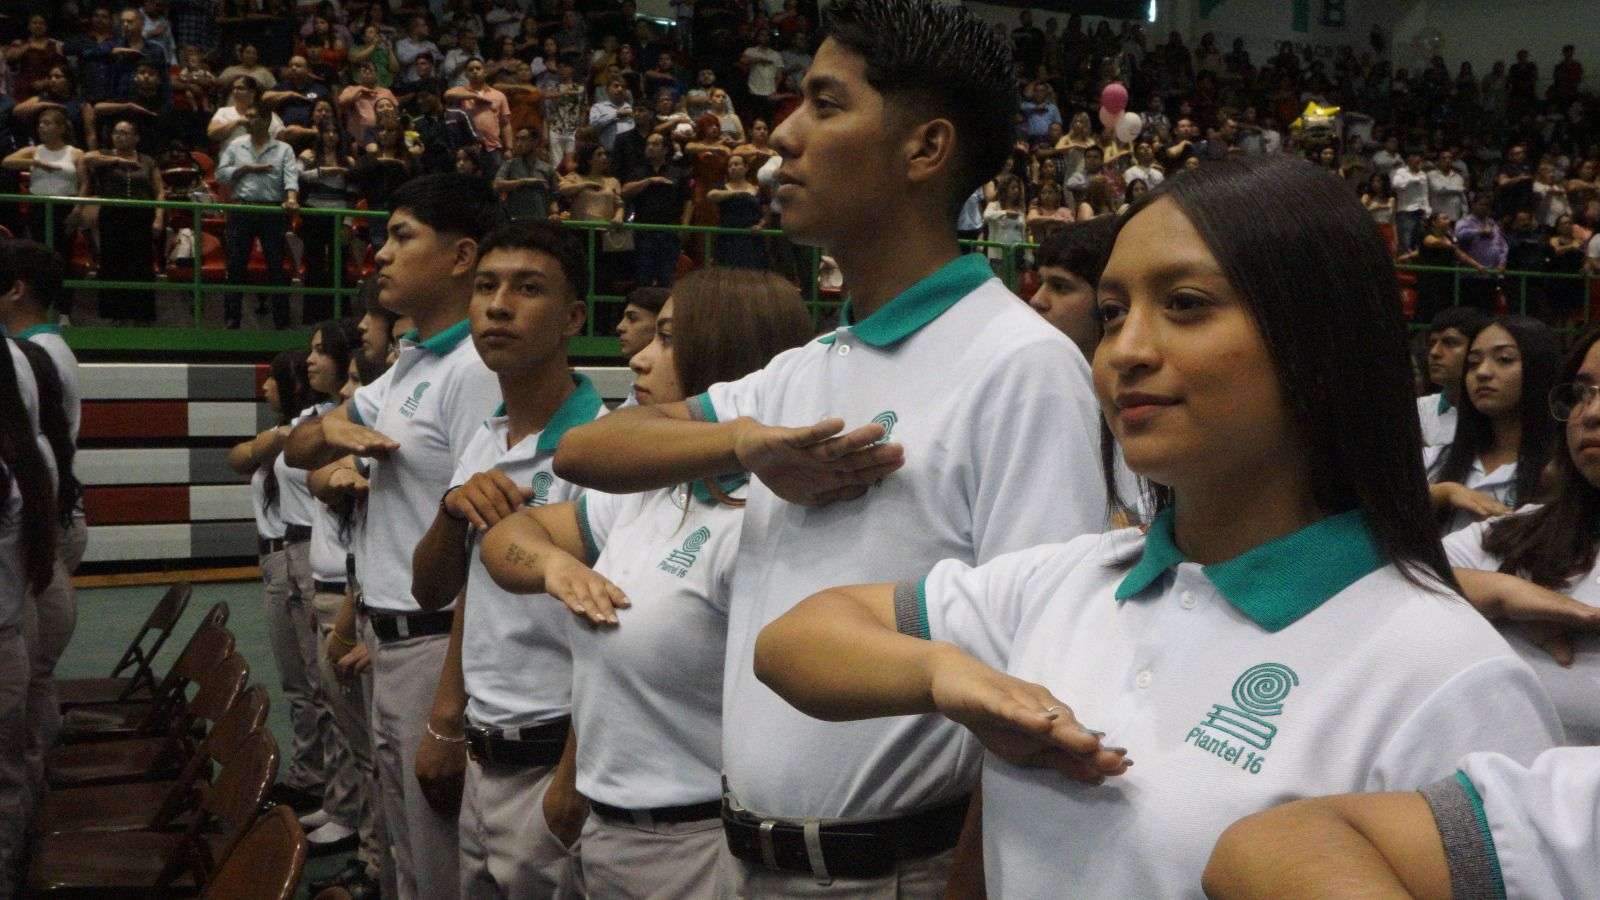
[1042,705,1065,717]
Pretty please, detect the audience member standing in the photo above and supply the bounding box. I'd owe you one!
[215,109,300,328]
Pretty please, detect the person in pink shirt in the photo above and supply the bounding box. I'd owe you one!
[445,57,512,170]
[336,60,398,142]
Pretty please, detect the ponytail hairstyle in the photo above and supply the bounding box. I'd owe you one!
[309,319,360,404]
[0,341,57,591]
[1435,315,1561,510]
[15,341,80,530]
[261,349,301,512]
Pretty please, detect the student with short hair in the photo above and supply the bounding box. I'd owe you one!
[616,285,668,360]
[284,173,502,900]
[1028,217,1116,357]
[1416,306,1490,447]
[482,268,815,899]
[553,1,1108,893]
[408,221,599,897]
[1427,316,1562,533]
[753,155,1563,898]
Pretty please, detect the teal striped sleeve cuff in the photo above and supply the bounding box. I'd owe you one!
[575,495,600,564]
[688,393,719,423]
[1419,771,1507,900]
[893,580,931,641]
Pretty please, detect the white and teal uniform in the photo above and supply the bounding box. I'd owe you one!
[688,253,1109,824]
[1424,444,1521,534]
[1417,392,1457,448]
[1445,510,1600,743]
[913,507,1563,898]
[16,324,80,442]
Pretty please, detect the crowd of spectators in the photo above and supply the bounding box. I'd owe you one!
[0,2,1596,328]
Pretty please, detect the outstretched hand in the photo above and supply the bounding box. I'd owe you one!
[322,413,400,458]
[734,417,905,508]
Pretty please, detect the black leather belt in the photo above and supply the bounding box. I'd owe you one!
[722,794,970,880]
[313,580,346,594]
[258,537,287,555]
[591,799,721,826]
[464,717,569,767]
[363,607,453,643]
[284,523,312,543]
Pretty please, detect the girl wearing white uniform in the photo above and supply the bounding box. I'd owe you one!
[1425,315,1561,535]
[754,156,1564,898]
[0,335,59,893]
[1440,325,1600,744]
[482,269,814,899]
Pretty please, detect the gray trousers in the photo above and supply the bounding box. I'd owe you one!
[265,545,324,791]
[365,624,458,900]
[714,843,954,899]
[581,811,721,899]
[21,518,86,800]
[0,627,30,898]
[459,757,581,899]
[313,590,379,873]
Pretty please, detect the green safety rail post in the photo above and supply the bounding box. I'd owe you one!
[1396,262,1598,336]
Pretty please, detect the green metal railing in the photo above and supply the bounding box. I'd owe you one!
[9,192,1594,356]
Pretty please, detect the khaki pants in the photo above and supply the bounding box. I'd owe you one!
[459,756,581,899]
[21,518,86,799]
[313,590,379,874]
[0,626,31,897]
[281,540,328,791]
[366,624,458,900]
[581,811,721,899]
[715,843,954,899]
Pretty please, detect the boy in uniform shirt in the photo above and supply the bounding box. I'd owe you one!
[285,173,502,900]
[409,221,599,898]
[552,1,1108,893]
[1417,306,1490,447]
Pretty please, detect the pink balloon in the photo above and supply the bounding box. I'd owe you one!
[1099,106,1118,131]
[1100,82,1129,115]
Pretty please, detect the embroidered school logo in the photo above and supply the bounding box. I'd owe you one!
[400,381,431,418]
[658,526,711,578]
[870,410,898,445]
[1183,662,1300,774]
[527,472,554,507]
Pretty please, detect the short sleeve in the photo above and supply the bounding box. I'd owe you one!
[917,544,1071,672]
[1455,747,1600,899]
[348,364,392,426]
[693,344,802,424]
[1369,656,1562,793]
[440,353,502,456]
[1442,520,1498,570]
[575,488,629,562]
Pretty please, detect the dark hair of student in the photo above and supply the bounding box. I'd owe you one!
[625,285,669,316]
[1427,305,1491,339]
[1482,326,1600,586]
[476,220,587,302]
[15,341,79,531]
[0,240,67,314]
[311,319,360,403]
[357,277,395,321]
[1435,315,1561,509]
[822,0,1016,214]
[575,142,607,177]
[1107,154,1457,592]
[670,268,816,506]
[261,349,301,513]
[0,342,57,591]
[389,172,500,243]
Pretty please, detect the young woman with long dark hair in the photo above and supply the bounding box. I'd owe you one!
[1427,315,1562,533]
[752,155,1562,897]
[481,268,815,898]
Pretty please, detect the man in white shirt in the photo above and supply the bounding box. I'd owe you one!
[285,174,502,900]
[1427,150,1468,223]
[1122,140,1166,193]
[1391,152,1431,253]
[411,221,597,897]
[1416,306,1489,447]
[552,1,1107,894]
[1370,135,1403,175]
[739,27,784,120]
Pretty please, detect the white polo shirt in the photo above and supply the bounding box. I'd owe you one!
[348,320,501,612]
[454,374,603,729]
[1416,392,1457,447]
[305,401,350,584]
[570,477,745,809]
[915,508,1562,898]
[1392,166,1431,213]
[1422,747,1600,899]
[1425,444,1521,534]
[17,324,81,443]
[1444,511,1600,743]
[688,253,1108,819]
[275,404,322,529]
[251,466,286,541]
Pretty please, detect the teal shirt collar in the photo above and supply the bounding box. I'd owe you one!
[14,323,59,340]
[490,372,603,454]
[403,319,473,355]
[690,472,749,504]
[1437,393,1452,415]
[1114,507,1385,632]
[818,254,993,348]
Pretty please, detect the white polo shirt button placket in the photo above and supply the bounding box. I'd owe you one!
[912,507,1563,898]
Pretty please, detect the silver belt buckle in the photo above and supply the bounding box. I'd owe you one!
[394,614,410,639]
[758,820,778,870]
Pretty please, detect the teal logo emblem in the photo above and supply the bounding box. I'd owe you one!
[658,526,711,578]
[528,471,554,507]
[1183,663,1300,774]
[870,410,898,444]
[400,381,432,418]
